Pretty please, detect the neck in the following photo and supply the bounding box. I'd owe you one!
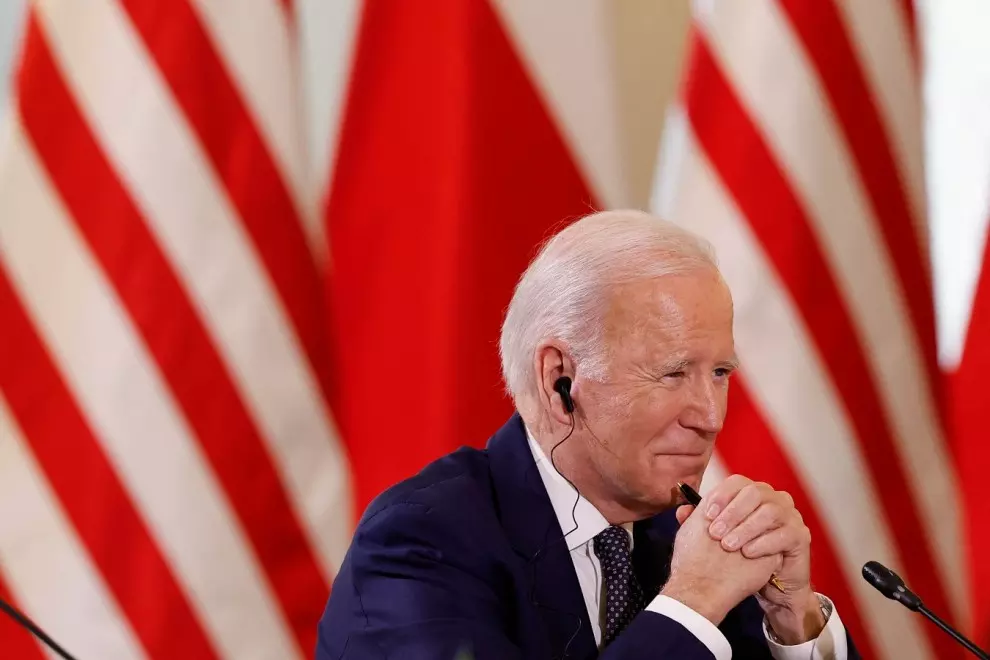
[535,425,654,526]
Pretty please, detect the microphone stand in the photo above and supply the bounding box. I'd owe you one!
[863,561,989,660]
[0,596,78,660]
[917,604,989,660]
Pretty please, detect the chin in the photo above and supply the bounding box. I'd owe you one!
[678,469,706,489]
[634,481,681,514]
[652,457,706,483]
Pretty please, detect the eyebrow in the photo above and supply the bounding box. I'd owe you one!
[657,358,692,373]
[656,355,740,373]
[721,356,741,370]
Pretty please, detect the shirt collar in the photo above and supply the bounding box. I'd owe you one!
[525,426,632,551]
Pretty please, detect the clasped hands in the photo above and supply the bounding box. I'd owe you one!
[661,475,827,645]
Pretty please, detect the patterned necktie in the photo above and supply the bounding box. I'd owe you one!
[593,525,648,646]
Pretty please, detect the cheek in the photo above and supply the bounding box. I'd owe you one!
[589,387,638,423]
[631,390,684,427]
[609,394,684,452]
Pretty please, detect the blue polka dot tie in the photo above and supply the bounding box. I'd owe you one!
[593,525,647,646]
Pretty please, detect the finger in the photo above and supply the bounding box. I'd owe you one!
[741,523,811,559]
[709,481,772,540]
[675,504,695,525]
[720,502,786,551]
[703,474,752,520]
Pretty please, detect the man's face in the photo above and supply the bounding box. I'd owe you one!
[574,268,736,515]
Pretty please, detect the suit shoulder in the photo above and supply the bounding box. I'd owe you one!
[359,445,494,525]
[345,446,508,580]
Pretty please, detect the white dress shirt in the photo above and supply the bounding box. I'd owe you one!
[526,430,848,659]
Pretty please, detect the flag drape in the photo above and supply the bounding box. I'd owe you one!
[0,1,984,658]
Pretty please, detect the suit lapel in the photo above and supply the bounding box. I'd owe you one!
[487,415,597,659]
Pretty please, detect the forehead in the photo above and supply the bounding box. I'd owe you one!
[603,270,734,354]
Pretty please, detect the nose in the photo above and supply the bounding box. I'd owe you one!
[679,376,725,437]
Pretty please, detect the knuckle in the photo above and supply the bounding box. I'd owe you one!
[740,483,770,502]
[783,525,807,548]
[725,475,752,493]
[753,501,776,521]
[765,503,787,525]
[712,476,742,505]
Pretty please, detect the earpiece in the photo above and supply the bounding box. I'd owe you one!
[553,376,575,414]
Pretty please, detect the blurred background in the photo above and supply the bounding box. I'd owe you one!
[0,1,988,659]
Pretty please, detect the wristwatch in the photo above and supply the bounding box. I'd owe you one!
[765,595,832,645]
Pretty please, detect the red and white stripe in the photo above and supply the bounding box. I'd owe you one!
[700,0,959,611]
[655,1,963,658]
[659,106,925,660]
[0,0,349,656]
[0,395,148,660]
[1,0,982,657]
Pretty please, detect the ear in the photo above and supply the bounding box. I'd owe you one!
[533,341,576,425]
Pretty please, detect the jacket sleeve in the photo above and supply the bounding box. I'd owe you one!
[600,611,724,659]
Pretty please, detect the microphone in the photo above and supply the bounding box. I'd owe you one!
[862,561,988,659]
[0,596,78,660]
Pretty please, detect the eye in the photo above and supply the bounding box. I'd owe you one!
[713,366,734,378]
[663,371,685,379]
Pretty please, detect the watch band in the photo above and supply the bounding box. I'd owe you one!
[765,594,832,645]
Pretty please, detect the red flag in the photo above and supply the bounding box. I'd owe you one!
[0,1,977,658]
[951,224,990,646]
[326,0,596,514]
[654,2,961,658]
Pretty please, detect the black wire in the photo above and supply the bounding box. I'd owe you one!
[529,410,585,658]
[528,407,655,655]
[0,596,78,660]
[549,413,581,543]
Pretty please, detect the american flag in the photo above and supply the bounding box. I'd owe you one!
[0,1,986,659]
[654,1,966,657]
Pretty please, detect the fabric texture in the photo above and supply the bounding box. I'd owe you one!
[594,525,649,645]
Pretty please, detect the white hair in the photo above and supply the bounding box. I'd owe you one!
[499,209,719,406]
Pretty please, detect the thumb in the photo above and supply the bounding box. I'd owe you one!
[675,504,695,525]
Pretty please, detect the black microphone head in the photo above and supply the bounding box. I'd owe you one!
[862,561,922,611]
[862,560,902,595]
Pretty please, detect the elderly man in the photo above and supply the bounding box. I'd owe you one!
[318,210,858,659]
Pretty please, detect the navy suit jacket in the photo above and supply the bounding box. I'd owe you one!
[318,414,860,659]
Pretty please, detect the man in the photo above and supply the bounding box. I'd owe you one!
[318,210,858,659]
